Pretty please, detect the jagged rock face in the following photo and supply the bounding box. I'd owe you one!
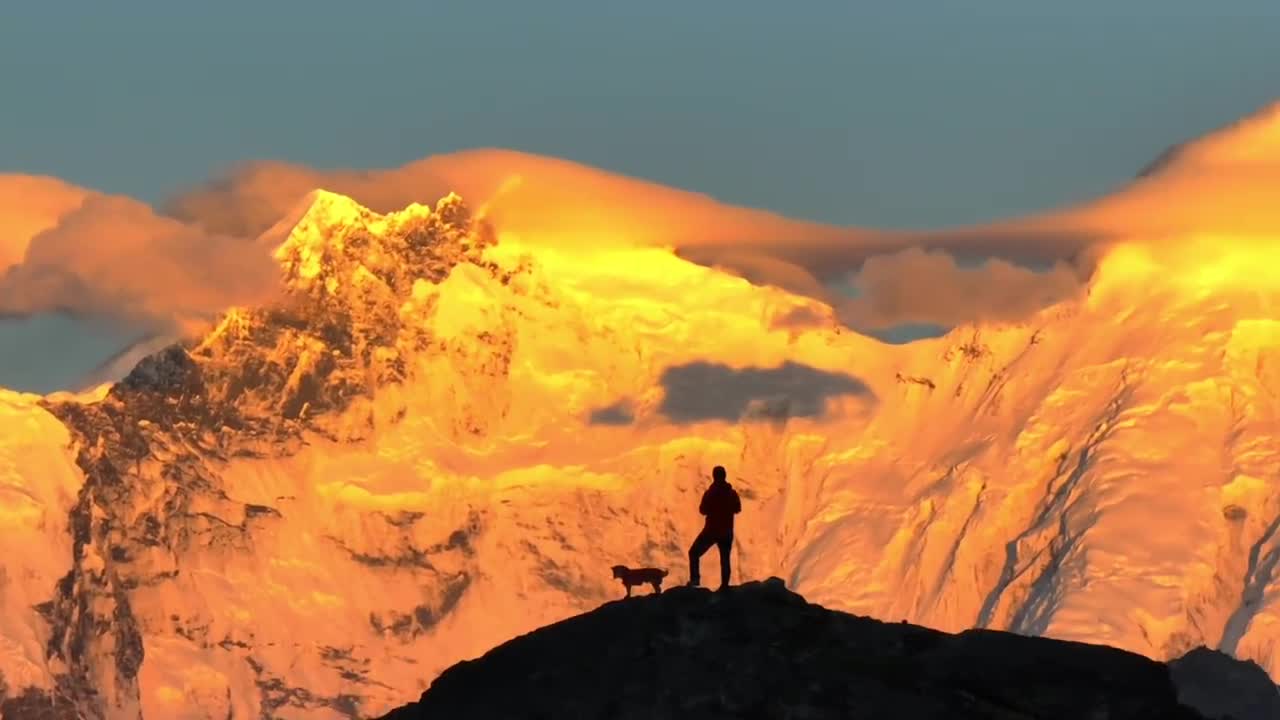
[5,184,1280,719]
[187,190,500,439]
[7,193,502,720]
[379,578,1207,720]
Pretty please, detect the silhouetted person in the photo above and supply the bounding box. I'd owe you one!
[688,465,741,591]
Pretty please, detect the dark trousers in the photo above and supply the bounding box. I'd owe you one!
[688,528,733,588]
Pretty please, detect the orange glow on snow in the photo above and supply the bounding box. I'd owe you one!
[4,101,1280,718]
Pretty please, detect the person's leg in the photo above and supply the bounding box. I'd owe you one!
[688,530,714,586]
[716,532,734,589]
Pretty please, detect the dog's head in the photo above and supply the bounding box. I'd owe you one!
[610,565,628,578]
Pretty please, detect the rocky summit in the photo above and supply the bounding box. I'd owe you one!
[378,578,1220,720]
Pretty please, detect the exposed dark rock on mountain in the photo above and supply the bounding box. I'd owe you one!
[1168,647,1280,720]
[17,192,499,720]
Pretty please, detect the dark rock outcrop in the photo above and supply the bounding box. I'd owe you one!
[378,577,1207,720]
[1169,647,1280,720]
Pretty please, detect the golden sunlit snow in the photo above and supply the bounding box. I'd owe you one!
[4,102,1280,719]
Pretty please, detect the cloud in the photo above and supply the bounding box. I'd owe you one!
[168,152,1090,331]
[655,361,873,424]
[0,194,279,332]
[769,305,833,331]
[838,248,1085,330]
[587,401,635,426]
[678,241,1088,332]
[0,174,95,274]
[674,248,838,302]
[175,146,1225,335]
[2,151,874,335]
[919,101,1280,252]
[164,149,867,253]
[10,99,1280,339]
[687,102,1280,329]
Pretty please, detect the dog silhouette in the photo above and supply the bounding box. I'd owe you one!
[610,565,667,597]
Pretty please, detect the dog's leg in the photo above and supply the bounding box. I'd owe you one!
[624,583,632,598]
[651,580,662,595]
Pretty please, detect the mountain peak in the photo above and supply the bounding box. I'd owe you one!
[271,189,479,295]
[298,187,374,222]
[82,190,501,444]
[375,578,1249,720]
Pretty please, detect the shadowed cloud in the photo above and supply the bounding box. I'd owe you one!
[587,401,636,426]
[769,305,833,331]
[838,247,1085,330]
[656,361,873,424]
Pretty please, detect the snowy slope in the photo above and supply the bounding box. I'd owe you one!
[3,107,1280,718]
[0,389,86,700]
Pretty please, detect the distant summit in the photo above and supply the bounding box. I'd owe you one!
[378,578,1228,720]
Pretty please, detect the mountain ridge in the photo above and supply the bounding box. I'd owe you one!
[376,577,1275,720]
[4,153,1280,718]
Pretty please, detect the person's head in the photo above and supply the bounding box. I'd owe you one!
[712,466,726,483]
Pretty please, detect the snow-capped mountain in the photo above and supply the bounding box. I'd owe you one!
[71,334,184,394]
[4,106,1280,718]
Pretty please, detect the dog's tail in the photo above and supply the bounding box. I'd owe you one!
[660,569,669,577]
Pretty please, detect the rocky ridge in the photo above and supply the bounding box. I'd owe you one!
[377,578,1261,720]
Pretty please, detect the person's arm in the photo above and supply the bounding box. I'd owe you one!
[731,489,742,514]
[699,489,710,515]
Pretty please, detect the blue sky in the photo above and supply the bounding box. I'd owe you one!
[1,1,1279,391]
[4,1,1278,228]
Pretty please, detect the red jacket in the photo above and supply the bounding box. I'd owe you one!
[699,480,741,536]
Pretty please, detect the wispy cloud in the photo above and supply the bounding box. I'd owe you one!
[0,194,278,333]
[4,99,1278,339]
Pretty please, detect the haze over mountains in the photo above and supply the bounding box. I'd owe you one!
[2,102,1280,718]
